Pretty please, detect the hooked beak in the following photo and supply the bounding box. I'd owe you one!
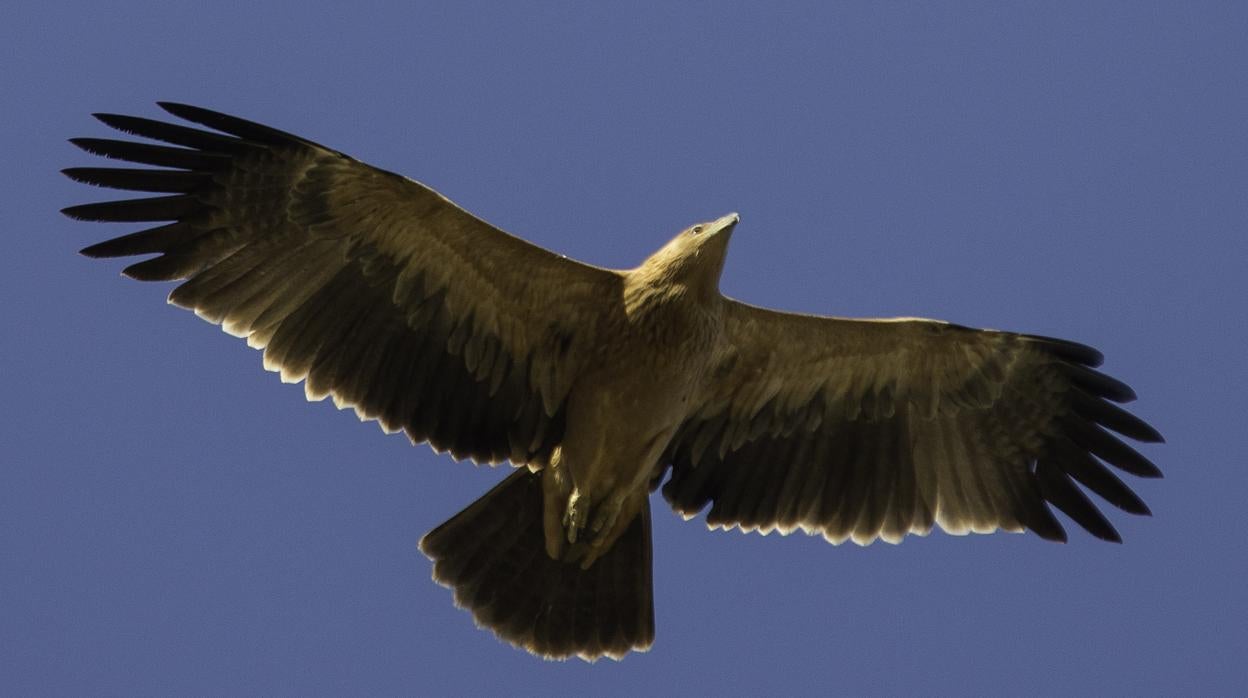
[710,212,739,237]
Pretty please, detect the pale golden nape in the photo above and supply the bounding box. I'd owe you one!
[64,103,1162,662]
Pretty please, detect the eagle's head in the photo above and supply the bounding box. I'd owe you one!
[635,212,739,298]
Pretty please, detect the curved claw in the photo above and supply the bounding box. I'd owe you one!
[563,490,589,544]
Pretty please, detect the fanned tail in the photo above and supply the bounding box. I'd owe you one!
[419,469,654,661]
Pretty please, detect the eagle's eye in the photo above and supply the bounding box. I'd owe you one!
[691,225,704,235]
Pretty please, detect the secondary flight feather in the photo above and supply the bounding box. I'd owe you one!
[64,103,1162,661]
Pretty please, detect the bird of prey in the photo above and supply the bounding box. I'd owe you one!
[63,103,1162,661]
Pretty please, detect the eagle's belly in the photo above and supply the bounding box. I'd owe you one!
[567,297,719,497]
[562,360,697,493]
[540,301,719,566]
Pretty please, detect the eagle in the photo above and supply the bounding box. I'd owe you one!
[63,103,1162,661]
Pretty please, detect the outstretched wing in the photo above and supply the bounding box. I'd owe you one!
[662,301,1162,544]
[64,103,621,466]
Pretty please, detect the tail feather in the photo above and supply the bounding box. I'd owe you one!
[419,469,654,660]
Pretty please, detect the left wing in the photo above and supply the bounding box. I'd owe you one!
[661,300,1162,545]
[63,103,621,466]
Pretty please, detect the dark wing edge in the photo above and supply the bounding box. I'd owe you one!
[64,102,619,467]
[660,302,1162,546]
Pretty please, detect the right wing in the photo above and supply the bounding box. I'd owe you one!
[663,301,1161,545]
[64,102,622,466]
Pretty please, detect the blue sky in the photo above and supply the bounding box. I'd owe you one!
[4,2,1246,695]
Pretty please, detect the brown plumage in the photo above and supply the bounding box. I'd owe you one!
[64,103,1162,661]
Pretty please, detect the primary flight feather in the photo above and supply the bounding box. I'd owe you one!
[64,103,1162,661]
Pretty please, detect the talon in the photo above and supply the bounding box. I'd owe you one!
[590,493,622,538]
[564,490,588,545]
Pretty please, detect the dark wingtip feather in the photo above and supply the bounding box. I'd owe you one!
[92,112,132,130]
[91,111,256,152]
[157,101,312,148]
[61,204,87,220]
[77,222,191,259]
[1026,503,1069,543]
[62,167,209,193]
[157,101,228,122]
[1064,417,1164,479]
[79,241,112,258]
[59,194,198,223]
[156,101,198,114]
[122,255,185,282]
[67,137,228,171]
[1072,391,1165,444]
[1062,363,1138,403]
[1075,519,1124,543]
[1035,526,1069,544]
[157,101,244,127]
[1037,462,1123,543]
[1027,334,1104,367]
[1058,441,1154,516]
[1097,524,1123,543]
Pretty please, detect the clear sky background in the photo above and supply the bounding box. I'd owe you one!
[4,2,1245,695]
